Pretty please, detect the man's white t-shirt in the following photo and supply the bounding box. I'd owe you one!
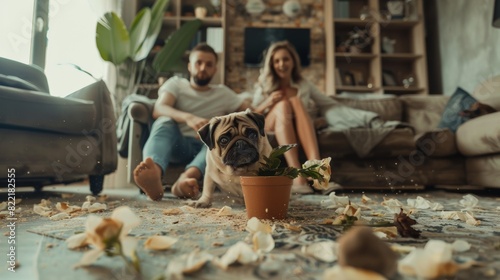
[159,76,245,138]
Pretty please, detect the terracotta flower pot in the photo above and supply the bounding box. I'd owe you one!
[240,176,293,220]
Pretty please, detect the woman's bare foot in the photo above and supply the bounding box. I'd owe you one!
[172,173,200,199]
[133,157,164,201]
[291,177,314,194]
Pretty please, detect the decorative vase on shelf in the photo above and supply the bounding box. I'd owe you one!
[240,176,293,220]
[245,0,266,17]
[195,6,207,18]
[283,0,301,18]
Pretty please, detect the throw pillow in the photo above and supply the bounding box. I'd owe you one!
[437,87,477,132]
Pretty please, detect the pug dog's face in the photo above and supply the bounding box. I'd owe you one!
[198,110,269,176]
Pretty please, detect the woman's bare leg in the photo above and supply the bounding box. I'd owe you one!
[266,100,302,170]
[266,100,312,193]
[288,96,320,160]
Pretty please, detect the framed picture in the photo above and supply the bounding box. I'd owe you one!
[350,70,365,86]
[382,70,397,86]
[342,71,355,86]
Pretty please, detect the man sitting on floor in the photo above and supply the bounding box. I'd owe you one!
[133,43,251,201]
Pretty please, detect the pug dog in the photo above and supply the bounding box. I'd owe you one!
[190,109,272,208]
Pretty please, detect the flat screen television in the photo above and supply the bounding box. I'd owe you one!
[244,27,311,67]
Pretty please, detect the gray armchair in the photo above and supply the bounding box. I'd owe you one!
[0,57,117,194]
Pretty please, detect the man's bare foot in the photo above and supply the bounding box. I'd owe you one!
[133,157,164,201]
[172,173,200,199]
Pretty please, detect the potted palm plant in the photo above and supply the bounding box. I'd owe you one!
[95,0,202,116]
[240,144,332,220]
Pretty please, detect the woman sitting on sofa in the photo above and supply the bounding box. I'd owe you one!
[252,40,342,194]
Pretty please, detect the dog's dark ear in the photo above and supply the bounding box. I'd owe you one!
[198,119,220,150]
[246,110,266,136]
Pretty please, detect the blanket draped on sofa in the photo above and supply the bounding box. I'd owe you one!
[324,105,413,157]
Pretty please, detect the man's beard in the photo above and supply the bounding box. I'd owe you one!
[192,74,212,86]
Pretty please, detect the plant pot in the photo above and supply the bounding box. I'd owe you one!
[240,176,293,220]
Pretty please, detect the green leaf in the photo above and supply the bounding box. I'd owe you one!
[152,19,202,73]
[134,0,170,61]
[129,8,151,61]
[96,12,131,65]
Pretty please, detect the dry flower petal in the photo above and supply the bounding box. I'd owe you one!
[441,211,466,220]
[407,196,443,210]
[164,249,213,278]
[0,202,6,211]
[163,208,184,215]
[49,212,70,221]
[75,248,104,268]
[452,240,471,252]
[323,265,387,280]
[217,206,233,216]
[85,196,96,203]
[361,194,372,204]
[390,244,416,254]
[144,236,178,250]
[252,231,275,253]
[33,205,53,217]
[459,194,479,210]
[246,217,273,234]
[322,192,350,208]
[87,203,107,213]
[397,239,473,279]
[301,241,337,263]
[61,193,75,199]
[283,223,302,232]
[214,241,259,270]
[39,199,52,207]
[56,202,81,213]
[179,205,195,213]
[381,198,404,214]
[373,227,398,239]
[66,233,88,249]
[465,212,480,226]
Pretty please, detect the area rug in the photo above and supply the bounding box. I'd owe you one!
[26,190,500,280]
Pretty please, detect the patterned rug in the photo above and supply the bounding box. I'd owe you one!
[24,189,500,280]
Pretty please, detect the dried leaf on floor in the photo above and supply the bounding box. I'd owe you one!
[394,209,420,238]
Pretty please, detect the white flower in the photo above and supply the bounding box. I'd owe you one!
[66,206,141,268]
[302,157,332,190]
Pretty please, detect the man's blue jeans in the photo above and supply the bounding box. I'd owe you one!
[142,116,207,176]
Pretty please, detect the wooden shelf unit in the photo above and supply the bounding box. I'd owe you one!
[325,0,428,96]
[137,0,226,85]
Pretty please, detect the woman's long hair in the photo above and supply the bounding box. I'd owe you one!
[257,41,303,96]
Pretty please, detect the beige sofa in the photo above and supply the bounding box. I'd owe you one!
[123,76,500,190]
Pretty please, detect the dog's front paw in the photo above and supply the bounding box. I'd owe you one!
[187,198,212,208]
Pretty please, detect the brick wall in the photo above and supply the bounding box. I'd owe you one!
[225,0,326,94]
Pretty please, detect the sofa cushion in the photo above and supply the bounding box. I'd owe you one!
[399,95,449,135]
[414,128,458,157]
[333,94,402,121]
[465,155,500,188]
[472,75,500,110]
[318,127,415,159]
[437,87,477,132]
[0,85,96,135]
[456,111,500,156]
